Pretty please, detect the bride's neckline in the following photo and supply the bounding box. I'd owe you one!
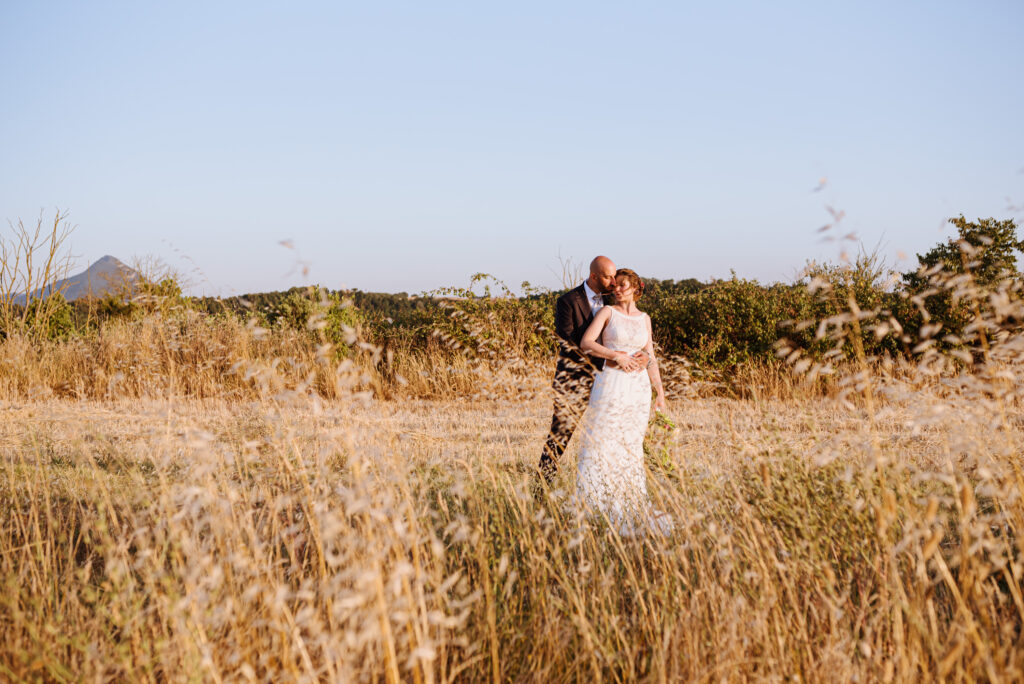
[609,306,644,319]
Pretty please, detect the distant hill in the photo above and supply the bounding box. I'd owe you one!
[15,255,140,304]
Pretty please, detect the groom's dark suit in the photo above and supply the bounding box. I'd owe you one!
[539,284,607,482]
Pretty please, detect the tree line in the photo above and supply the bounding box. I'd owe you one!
[3,216,1021,374]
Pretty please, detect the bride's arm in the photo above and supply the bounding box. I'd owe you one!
[581,309,639,371]
[644,314,667,410]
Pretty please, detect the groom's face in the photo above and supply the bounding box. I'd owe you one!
[590,262,617,294]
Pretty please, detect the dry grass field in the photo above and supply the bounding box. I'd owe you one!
[2,379,1023,681]
[2,224,1024,680]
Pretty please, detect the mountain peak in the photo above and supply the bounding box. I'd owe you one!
[15,255,141,304]
[89,255,127,269]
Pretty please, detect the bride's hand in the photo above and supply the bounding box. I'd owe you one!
[653,394,667,411]
[613,352,639,372]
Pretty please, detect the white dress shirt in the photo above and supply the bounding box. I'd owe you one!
[582,281,605,317]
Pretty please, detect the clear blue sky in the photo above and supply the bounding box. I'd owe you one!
[2,1,1022,296]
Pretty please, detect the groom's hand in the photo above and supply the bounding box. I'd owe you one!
[612,352,640,372]
[631,351,650,368]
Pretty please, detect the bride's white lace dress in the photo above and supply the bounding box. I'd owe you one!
[575,308,671,536]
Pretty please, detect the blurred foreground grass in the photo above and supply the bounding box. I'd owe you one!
[2,392,1021,681]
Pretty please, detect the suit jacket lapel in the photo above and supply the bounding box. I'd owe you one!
[573,285,591,323]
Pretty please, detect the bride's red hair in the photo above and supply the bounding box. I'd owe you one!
[615,268,644,300]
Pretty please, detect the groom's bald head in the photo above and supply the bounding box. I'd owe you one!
[588,255,617,294]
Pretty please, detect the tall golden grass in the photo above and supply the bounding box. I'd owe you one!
[2,246,1024,680]
[2,387,1022,680]
[0,302,888,404]
[0,311,508,402]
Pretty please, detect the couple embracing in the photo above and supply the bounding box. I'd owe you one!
[539,256,671,536]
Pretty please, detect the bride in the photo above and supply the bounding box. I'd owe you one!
[575,268,671,535]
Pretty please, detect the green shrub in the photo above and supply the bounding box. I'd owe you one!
[648,275,803,368]
[23,291,76,340]
[899,216,1024,353]
[428,274,555,362]
[789,251,903,361]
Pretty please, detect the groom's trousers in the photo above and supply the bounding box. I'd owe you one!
[539,361,595,484]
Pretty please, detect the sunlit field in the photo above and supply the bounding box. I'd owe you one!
[3,217,1024,681]
[3,376,1023,680]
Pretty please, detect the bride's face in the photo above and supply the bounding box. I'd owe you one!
[613,277,634,303]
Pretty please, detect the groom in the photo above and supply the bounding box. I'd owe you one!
[538,255,646,484]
